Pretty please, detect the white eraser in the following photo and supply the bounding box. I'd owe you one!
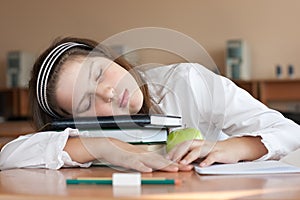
[112,173,141,186]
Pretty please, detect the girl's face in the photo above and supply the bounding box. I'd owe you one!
[55,56,144,117]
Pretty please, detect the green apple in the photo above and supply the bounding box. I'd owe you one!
[166,128,203,152]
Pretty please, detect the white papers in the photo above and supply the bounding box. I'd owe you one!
[280,149,300,167]
[194,160,300,175]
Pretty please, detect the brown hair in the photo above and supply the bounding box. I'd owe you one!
[29,37,151,130]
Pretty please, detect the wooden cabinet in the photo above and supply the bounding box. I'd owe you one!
[0,88,30,119]
[233,79,300,124]
[233,79,300,105]
[0,88,32,149]
[0,120,35,149]
[259,80,300,105]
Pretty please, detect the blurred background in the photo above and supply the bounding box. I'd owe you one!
[0,0,299,139]
[1,0,300,85]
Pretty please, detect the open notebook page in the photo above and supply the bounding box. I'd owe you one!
[194,160,300,175]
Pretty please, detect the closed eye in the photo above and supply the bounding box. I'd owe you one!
[90,60,104,83]
[95,68,103,82]
[76,94,92,114]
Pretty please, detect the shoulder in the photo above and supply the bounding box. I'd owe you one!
[140,63,224,95]
[142,62,215,79]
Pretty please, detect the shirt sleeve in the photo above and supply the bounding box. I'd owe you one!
[219,76,300,160]
[0,128,92,170]
[182,63,300,160]
[158,63,300,161]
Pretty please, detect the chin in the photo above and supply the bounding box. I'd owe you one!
[128,105,141,115]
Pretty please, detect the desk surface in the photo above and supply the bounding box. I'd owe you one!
[1,166,300,200]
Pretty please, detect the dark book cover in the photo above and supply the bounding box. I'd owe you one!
[43,114,182,131]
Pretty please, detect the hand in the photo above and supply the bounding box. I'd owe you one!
[99,138,194,172]
[167,136,268,167]
[65,137,193,172]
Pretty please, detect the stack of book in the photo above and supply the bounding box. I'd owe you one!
[43,114,182,164]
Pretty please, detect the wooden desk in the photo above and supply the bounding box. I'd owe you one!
[1,167,300,200]
[0,121,34,137]
[0,121,35,149]
[233,79,300,105]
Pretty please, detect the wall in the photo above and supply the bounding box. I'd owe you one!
[0,0,300,87]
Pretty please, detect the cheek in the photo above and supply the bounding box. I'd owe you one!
[96,108,113,116]
[93,100,122,116]
[129,89,143,112]
[88,102,113,116]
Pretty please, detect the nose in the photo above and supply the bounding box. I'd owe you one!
[95,84,115,103]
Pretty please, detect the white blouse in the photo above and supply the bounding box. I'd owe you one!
[141,63,300,161]
[1,63,299,170]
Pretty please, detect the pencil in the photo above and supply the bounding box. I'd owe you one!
[66,177,181,185]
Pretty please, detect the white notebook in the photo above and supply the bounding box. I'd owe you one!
[194,160,300,175]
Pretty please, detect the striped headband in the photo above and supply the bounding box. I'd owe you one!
[36,42,92,118]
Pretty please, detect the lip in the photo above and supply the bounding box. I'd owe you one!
[119,89,129,108]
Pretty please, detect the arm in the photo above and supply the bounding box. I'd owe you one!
[0,128,191,172]
[0,129,85,170]
[168,136,268,166]
[64,137,192,172]
[220,76,300,159]
[167,64,300,166]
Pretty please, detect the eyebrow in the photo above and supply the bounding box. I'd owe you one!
[75,61,94,114]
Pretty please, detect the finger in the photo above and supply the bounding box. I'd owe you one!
[168,142,191,162]
[159,163,179,172]
[168,140,204,162]
[118,158,153,172]
[174,140,205,162]
[143,154,179,172]
[134,162,153,173]
[167,140,191,159]
[180,147,202,165]
[178,163,194,171]
[199,157,214,167]
[149,155,179,172]
[199,151,222,167]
